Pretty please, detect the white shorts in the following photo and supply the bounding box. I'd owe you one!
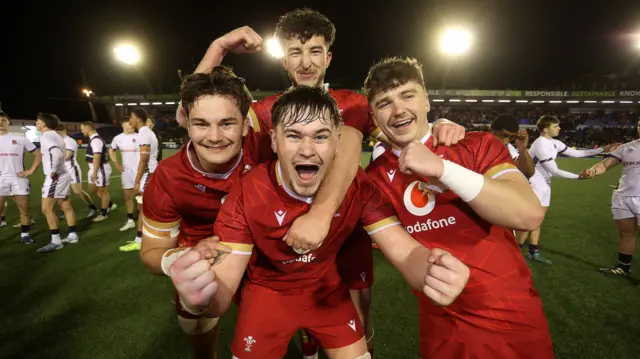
[66,163,82,184]
[122,169,136,190]
[88,164,112,187]
[530,180,551,207]
[611,194,640,224]
[0,177,30,196]
[140,171,152,193]
[42,174,71,199]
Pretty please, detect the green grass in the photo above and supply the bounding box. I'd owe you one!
[1,151,639,358]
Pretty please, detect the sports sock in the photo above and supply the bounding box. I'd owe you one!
[109,201,114,208]
[21,224,30,238]
[135,231,143,244]
[50,229,62,245]
[68,226,76,234]
[528,244,539,255]
[617,253,633,272]
[89,204,97,211]
[127,213,134,220]
[101,208,108,216]
[1,215,5,222]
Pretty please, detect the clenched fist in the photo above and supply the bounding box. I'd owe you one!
[170,249,219,313]
[431,119,466,147]
[213,26,264,55]
[423,248,470,306]
[399,140,445,178]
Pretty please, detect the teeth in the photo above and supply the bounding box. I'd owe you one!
[394,119,412,127]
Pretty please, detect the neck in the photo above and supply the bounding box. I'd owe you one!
[542,133,552,139]
[0,130,7,135]
[189,143,241,174]
[89,131,97,137]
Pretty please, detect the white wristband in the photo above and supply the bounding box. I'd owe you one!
[161,247,192,276]
[437,160,485,202]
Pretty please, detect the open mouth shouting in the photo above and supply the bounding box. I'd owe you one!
[294,164,320,183]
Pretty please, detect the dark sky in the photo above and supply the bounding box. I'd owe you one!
[2,0,640,120]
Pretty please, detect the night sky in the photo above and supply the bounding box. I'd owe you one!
[2,0,640,121]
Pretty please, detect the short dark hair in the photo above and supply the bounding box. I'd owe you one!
[364,57,426,101]
[131,108,148,122]
[271,86,341,129]
[81,121,95,130]
[491,114,520,133]
[180,66,252,119]
[146,117,156,125]
[37,113,61,130]
[56,122,67,131]
[275,8,336,48]
[536,115,560,132]
[0,111,9,120]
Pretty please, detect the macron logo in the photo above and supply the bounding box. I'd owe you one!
[195,184,206,193]
[348,319,356,332]
[275,210,287,226]
[387,169,396,183]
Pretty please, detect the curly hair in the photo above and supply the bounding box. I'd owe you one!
[275,8,336,48]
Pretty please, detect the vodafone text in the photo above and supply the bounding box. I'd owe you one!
[405,216,457,234]
[282,253,316,264]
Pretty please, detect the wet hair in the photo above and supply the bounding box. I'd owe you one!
[271,85,341,128]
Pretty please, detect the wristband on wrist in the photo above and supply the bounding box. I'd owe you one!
[437,160,485,202]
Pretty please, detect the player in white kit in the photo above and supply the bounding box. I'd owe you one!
[585,120,640,277]
[120,108,159,252]
[56,123,98,218]
[0,111,41,243]
[490,114,535,178]
[517,115,619,264]
[109,119,140,232]
[35,113,79,253]
[81,122,115,222]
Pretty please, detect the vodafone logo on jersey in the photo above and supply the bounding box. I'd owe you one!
[403,181,436,216]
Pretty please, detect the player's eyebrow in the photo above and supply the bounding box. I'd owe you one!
[315,128,332,136]
[400,88,418,96]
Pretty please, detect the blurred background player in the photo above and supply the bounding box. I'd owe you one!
[490,114,535,178]
[35,113,79,253]
[518,115,619,265]
[120,108,158,252]
[585,120,640,277]
[363,57,552,359]
[109,119,139,232]
[80,122,116,222]
[56,123,97,218]
[0,111,40,243]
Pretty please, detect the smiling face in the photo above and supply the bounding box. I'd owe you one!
[281,35,332,88]
[369,81,431,150]
[186,94,248,172]
[271,105,339,197]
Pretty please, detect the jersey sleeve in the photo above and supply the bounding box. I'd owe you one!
[608,143,626,162]
[137,129,151,147]
[22,138,36,152]
[471,134,520,179]
[213,181,254,255]
[553,139,569,154]
[247,100,273,132]
[110,136,120,150]
[67,138,78,152]
[90,138,104,154]
[141,166,181,238]
[355,170,401,235]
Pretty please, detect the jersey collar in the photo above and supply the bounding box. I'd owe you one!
[391,128,432,157]
[90,133,99,139]
[275,161,313,204]
[186,140,242,180]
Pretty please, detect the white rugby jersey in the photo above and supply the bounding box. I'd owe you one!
[0,134,36,177]
[507,143,520,160]
[63,135,79,167]
[137,126,158,173]
[610,139,640,197]
[111,133,140,171]
[529,137,566,182]
[40,131,67,176]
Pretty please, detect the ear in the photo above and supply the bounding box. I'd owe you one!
[325,51,332,69]
[425,94,431,114]
[269,128,277,154]
[334,127,340,156]
[280,57,287,70]
[242,116,250,137]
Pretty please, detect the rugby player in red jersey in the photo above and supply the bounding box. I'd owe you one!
[170,86,470,359]
[185,12,465,355]
[139,62,368,358]
[362,57,552,359]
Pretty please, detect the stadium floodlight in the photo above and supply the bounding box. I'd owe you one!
[266,37,284,59]
[440,28,472,55]
[465,99,478,102]
[114,44,141,65]
[82,88,94,97]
